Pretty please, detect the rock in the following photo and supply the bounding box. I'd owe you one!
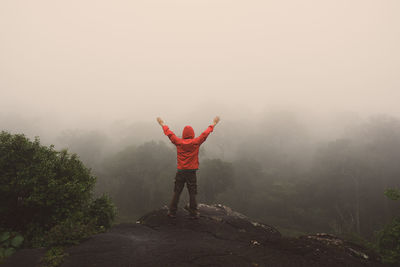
[2,204,386,267]
[299,233,380,262]
[137,204,282,244]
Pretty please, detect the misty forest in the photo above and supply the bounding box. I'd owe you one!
[2,0,400,266]
[2,110,400,265]
[65,113,400,238]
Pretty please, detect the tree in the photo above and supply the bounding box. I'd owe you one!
[198,159,234,203]
[0,131,115,245]
[376,188,400,264]
[307,116,400,237]
[97,141,176,218]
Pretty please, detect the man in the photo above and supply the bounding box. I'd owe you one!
[156,116,220,219]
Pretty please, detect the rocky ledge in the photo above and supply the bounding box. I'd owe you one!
[2,204,385,267]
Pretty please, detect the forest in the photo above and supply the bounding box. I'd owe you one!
[2,111,400,264]
[52,112,400,239]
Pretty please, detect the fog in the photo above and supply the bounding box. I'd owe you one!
[1,0,400,238]
[1,0,400,128]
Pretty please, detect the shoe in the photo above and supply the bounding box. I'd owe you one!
[184,204,200,219]
[184,204,191,213]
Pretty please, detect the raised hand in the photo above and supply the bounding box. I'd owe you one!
[213,116,220,126]
[156,117,165,126]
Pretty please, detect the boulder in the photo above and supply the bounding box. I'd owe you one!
[2,204,385,267]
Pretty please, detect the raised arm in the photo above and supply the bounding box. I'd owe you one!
[194,116,220,145]
[157,117,179,145]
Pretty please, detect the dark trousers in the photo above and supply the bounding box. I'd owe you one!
[169,171,198,214]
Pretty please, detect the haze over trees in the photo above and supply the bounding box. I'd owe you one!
[24,111,395,239]
[2,110,400,263]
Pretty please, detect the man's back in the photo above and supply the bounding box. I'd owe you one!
[161,124,214,170]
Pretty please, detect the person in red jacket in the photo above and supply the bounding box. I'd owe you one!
[157,116,220,218]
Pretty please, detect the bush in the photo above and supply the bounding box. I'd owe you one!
[0,231,24,262]
[0,131,115,247]
[385,188,400,201]
[376,217,400,264]
[41,246,67,267]
[87,194,116,229]
[376,188,400,264]
[43,196,115,247]
[43,214,94,246]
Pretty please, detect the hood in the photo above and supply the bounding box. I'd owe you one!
[182,126,195,139]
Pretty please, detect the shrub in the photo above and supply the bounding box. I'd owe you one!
[376,188,400,264]
[43,196,116,247]
[0,231,24,262]
[0,131,115,247]
[376,217,400,264]
[87,194,116,229]
[385,188,400,201]
[41,246,67,267]
[43,214,95,246]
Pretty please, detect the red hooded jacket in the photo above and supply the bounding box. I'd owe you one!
[162,124,214,170]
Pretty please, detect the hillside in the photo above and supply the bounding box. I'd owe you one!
[2,204,384,267]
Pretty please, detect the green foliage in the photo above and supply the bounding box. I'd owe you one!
[41,246,67,267]
[385,188,400,201]
[1,248,15,259]
[42,196,116,247]
[10,235,24,247]
[44,214,94,246]
[0,232,10,243]
[87,194,116,229]
[0,131,116,248]
[376,217,400,264]
[0,131,95,233]
[376,189,400,264]
[0,231,24,262]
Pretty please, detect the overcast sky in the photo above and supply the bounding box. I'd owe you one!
[1,0,399,127]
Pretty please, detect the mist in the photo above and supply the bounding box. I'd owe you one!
[1,0,400,242]
[1,0,400,124]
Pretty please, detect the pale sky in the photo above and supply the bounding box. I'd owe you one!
[1,0,399,126]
